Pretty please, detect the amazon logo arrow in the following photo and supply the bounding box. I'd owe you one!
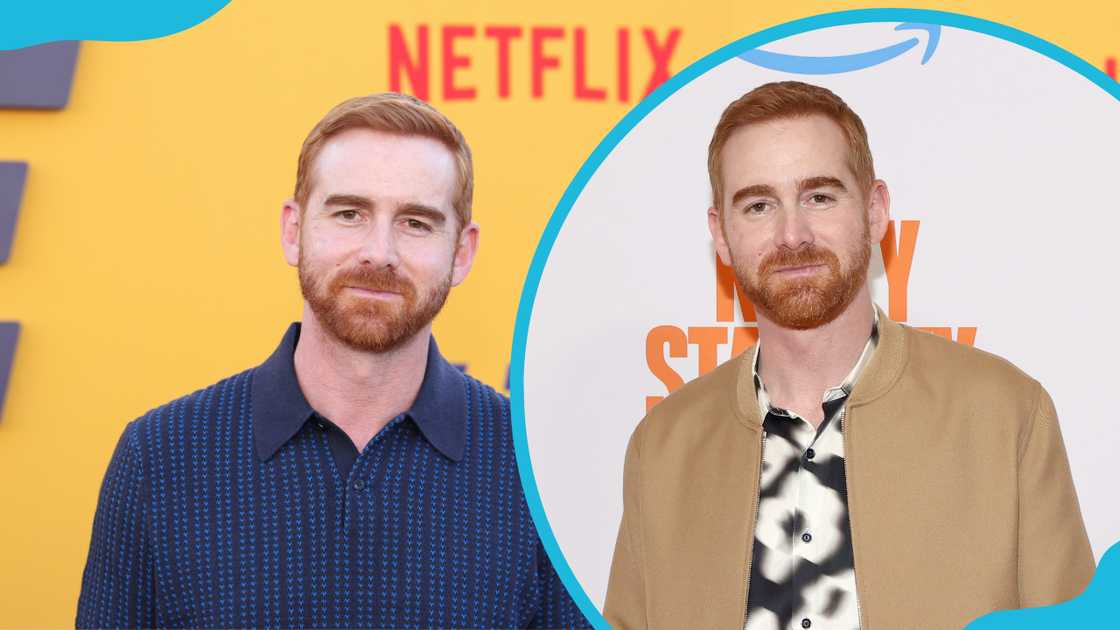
[738,23,941,74]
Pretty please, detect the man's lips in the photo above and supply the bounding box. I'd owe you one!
[770,263,826,276]
[344,285,402,298]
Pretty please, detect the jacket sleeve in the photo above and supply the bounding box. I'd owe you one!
[603,426,647,630]
[1017,384,1095,606]
[76,420,156,629]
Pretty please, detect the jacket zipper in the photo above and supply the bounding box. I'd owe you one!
[742,429,766,630]
[839,407,866,628]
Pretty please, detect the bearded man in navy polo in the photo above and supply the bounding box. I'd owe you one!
[77,93,588,629]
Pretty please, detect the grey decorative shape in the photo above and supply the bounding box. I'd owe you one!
[0,41,80,109]
[0,322,18,424]
[0,162,28,264]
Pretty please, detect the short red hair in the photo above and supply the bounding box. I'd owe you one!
[708,81,874,209]
[294,93,473,226]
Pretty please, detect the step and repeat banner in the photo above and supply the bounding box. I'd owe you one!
[2,2,1120,627]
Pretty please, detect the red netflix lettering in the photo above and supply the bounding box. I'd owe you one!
[484,26,522,99]
[617,28,630,102]
[531,26,564,98]
[442,25,475,100]
[386,23,682,102]
[574,27,607,101]
[389,24,429,100]
[642,28,681,96]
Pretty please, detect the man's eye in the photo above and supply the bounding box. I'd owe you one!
[809,194,833,205]
[335,210,361,221]
[746,202,768,214]
[404,218,433,232]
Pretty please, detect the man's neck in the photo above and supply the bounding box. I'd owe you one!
[293,306,430,452]
[756,289,875,426]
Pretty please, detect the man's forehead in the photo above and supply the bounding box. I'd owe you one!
[309,128,458,210]
[720,115,854,188]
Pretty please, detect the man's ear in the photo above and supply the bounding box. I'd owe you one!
[451,221,480,287]
[708,206,733,267]
[281,199,301,267]
[867,180,891,244]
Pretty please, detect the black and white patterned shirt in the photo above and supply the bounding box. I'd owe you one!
[745,320,879,630]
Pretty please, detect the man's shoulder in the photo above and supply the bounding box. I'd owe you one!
[895,323,1048,432]
[458,370,511,427]
[900,323,1040,395]
[461,370,509,406]
[636,350,747,445]
[123,367,257,458]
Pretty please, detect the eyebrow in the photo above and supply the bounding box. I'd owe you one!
[398,202,447,227]
[323,194,373,209]
[799,176,847,193]
[729,176,848,207]
[730,184,778,207]
[322,195,448,227]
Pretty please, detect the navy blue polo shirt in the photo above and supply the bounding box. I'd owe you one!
[77,323,588,629]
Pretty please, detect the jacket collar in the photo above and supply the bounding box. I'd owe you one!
[251,323,468,462]
[846,306,909,407]
[732,305,908,429]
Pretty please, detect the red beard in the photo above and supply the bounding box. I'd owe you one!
[736,236,869,330]
[299,260,451,352]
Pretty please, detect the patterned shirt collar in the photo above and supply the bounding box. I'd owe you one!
[752,310,881,417]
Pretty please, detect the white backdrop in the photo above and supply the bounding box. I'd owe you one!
[523,22,1120,608]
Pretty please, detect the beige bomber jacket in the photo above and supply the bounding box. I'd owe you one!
[603,312,1094,630]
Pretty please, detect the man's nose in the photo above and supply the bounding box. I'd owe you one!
[356,218,401,268]
[776,206,814,250]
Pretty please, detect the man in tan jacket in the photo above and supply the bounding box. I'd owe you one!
[603,81,1094,630]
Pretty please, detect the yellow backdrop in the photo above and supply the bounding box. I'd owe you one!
[0,1,1116,626]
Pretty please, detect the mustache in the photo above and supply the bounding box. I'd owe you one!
[330,265,416,297]
[758,245,839,276]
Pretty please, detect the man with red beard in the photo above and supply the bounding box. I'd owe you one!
[603,81,1094,630]
[77,94,589,629]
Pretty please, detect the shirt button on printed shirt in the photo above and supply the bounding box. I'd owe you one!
[801,532,812,543]
[353,480,365,491]
[805,447,815,460]
[801,618,812,629]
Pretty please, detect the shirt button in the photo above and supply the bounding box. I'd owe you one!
[801,618,812,629]
[353,480,365,491]
[805,448,815,460]
[315,420,327,432]
[802,532,812,543]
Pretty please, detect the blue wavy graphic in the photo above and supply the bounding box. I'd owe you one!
[0,0,231,51]
[738,23,940,74]
[967,541,1118,629]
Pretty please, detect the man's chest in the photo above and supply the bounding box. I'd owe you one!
[147,434,538,628]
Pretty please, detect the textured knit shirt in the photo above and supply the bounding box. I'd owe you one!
[745,321,879,630]
[77,323,589,629]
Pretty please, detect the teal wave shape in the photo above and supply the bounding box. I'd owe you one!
[0,0,231,51]
[967,541,1118,629]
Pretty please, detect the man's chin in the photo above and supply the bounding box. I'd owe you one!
[332,324,413,353]
[757,292,834,329]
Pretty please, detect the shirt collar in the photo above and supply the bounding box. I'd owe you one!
[752,310,880,417]
[251,323,468,463]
